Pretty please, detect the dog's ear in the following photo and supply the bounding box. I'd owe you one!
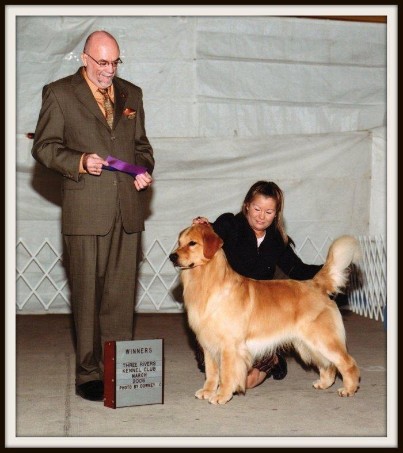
[201,225,223,259]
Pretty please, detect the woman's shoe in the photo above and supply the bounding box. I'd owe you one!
[271,353,288,380]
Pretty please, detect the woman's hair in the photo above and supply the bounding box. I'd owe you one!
[241,180,289,245]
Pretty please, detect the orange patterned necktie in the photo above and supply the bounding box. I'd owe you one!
[98,88,114,128]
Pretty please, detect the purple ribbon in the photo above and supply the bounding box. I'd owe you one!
[102,155,147,177]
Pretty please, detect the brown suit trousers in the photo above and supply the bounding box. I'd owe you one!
[64,205,141,385]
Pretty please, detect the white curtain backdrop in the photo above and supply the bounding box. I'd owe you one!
[13,13,387,313]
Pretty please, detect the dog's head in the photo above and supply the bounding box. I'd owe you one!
[169,223,223,269]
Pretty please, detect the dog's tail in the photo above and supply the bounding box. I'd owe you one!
[313,235,361,295]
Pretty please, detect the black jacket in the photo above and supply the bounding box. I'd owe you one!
[211,212,322,281]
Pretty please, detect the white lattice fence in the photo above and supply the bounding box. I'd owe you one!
[16,239,71,312]
[16,235,386,319]
[348,235,387,321]
[16,237,183,313]
[136,239,183,312]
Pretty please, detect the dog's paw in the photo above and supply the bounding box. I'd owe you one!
[312,379,323,389]
[208,392,233,405]
[195,388,215,400]
[313,379,333,390]
[337,386,357,397]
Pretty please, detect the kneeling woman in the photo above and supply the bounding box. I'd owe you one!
[193,180,322,388]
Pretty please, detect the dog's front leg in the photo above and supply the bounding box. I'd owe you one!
[209,348,247,405]
[195,349,219,401]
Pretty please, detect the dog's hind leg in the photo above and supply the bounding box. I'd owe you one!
[195,349,220,401]
[313,364,338,390]
[300,307,360,396]
[315,344,360,396]
[333,352,360,397]
[294,340,337,390]
[302,333,360,396]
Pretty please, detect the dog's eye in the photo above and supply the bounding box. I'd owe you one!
[189,241,197,246]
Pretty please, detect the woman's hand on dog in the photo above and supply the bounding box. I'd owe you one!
[193,216,209,225]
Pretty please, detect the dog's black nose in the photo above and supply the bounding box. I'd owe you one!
[169,253,178,264]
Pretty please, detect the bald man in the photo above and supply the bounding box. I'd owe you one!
[32,30,155,401]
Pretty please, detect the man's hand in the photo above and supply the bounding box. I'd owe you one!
[134,171,153,191]
[83,153,109,176]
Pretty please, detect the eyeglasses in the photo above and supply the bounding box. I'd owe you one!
[84,53,123,68]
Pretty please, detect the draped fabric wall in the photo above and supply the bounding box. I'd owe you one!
[14,14,387,313]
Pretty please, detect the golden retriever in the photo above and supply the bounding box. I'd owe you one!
[169,223,361,405]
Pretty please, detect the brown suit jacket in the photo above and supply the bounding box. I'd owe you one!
[32,68,154,235]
